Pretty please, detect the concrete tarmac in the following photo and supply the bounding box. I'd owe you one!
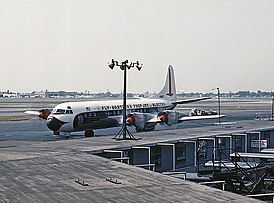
[1,120,273,202]
[0,97,272,202]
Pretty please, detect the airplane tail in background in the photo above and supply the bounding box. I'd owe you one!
[149,65,176,101]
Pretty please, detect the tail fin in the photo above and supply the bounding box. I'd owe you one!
[149,65,176,101]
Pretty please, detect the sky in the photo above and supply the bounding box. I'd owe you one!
[1,0,274,93]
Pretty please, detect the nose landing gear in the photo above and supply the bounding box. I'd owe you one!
[53,131,60,135]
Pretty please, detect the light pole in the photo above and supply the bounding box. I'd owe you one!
[217,88,221,124]
[213,88,221,125]
[108,59,142,140]
[271,93,274,121]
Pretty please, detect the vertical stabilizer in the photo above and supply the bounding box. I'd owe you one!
[149,65,176,101]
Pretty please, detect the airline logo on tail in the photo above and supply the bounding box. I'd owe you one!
[166,68,173,97]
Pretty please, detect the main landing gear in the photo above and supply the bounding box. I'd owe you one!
[84,130,94,137]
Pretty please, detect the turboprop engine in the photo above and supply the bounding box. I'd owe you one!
[38,109,51,119]
[158,110,186,126]
[24,108,51,120]
[126,112,156,132]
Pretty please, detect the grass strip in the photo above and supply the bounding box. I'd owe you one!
[0,116,31,121]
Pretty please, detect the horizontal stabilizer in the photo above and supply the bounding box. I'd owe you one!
[179,115,225,121]
[173,97,210,105]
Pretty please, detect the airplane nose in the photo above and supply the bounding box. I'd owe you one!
[47,117,66,132]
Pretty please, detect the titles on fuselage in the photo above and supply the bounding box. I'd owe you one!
[100,102,166,111]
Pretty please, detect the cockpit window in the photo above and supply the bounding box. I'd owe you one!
[52,109,73,115]
[65,109,73,114]
[66,106,73,114]
[55,109,66,114]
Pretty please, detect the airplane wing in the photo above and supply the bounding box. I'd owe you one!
[173,97,211,105]
[24,110,41,116]
[179,114,225,121]
[146,117,161,123]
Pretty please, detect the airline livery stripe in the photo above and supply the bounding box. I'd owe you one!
[167,68,173,96]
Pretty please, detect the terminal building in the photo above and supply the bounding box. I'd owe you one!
[93,121,274,201]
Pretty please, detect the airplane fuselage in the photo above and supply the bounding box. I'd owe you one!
[46,98,176,133]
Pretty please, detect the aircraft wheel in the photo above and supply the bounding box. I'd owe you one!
[84,130,94,137]
[53,131,60,135]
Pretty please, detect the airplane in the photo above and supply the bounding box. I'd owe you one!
[25,65,225,137]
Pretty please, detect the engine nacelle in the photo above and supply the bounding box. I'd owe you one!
[39,108,51,120]
[127,112,146,132]
[127,112,156,132]
[158,110,185,126]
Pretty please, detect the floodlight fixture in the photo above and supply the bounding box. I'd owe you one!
[108,59,115,69]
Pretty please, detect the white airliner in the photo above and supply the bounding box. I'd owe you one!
[25,65,224,137]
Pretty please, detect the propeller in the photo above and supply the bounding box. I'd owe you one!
[38,109,51,119]
[158,112,168,122]
[24,108,51,120]
[126,114,135,125]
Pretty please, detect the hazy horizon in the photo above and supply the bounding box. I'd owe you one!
[1,88,273,95]
[1,1,274,93]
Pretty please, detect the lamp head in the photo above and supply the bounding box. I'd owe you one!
[108,59,115,69]
[121,60,128,66]
[136,66,142,71]
[136,61,142,71]
[120,60,128,70]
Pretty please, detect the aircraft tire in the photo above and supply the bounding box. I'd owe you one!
[53,131,60,135]
[84,130,94,137]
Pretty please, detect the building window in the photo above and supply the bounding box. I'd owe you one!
[176,143,186,164]
[218,138,226,150]
[235,136,243,152]
[151,146,161,168]
[198,140,207,159]
[262,131,270,142]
